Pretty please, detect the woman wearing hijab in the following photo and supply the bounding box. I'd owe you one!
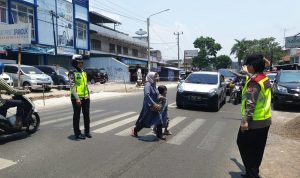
[131,72,166,140]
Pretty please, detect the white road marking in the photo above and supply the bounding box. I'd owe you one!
[41,110,104,126]
[54,111,119,127]
[145,116,187,135]
[197,121,226,150]
[0,158,16,170]
[92,115,139,133]
[82,112,135,129]
[167,119,205,145]
[115,116,187,136]
[168,102,177,108]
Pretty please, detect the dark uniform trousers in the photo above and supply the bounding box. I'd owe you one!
[71,98,90,136]
[237,126,270,177]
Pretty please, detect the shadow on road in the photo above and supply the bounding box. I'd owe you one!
[228,158,245,178]
[67,135,80,141]
[0,132,29,145]
[138,135,159,142]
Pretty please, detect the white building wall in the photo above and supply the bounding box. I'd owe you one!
[37,0,56,46]
[84,57,130,82]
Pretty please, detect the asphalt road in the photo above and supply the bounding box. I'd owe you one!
[0,87,245,178]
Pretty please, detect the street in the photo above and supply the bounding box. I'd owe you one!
[0,86,246,178]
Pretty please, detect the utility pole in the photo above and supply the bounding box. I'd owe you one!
[174,32,183,69]
[50,10,59,55]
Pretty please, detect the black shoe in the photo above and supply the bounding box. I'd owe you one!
[75,134,86,139]
[157,135,166,140]
[85,133,92,138]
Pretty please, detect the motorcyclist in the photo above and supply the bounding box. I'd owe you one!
[0,62,29,129]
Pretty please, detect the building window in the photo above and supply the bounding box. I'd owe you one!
[117,45,122,54]
[76,21,87,48]
[123,47,128,55]
[109,43,115,53]
[11,2,35,40]
[91,39,101,51]
[132,49,138,57]
[0,0,7,23]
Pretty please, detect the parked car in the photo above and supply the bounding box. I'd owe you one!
[0,72,14,86]
[272,70,300,110]
[176,71,227,111]
[4,64,53,91]
[35,65,70,90]
[84,68,108,84]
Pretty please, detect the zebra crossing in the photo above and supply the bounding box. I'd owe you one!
[1,103,237,171]
[0,158,16,171]
[38,106,233,150]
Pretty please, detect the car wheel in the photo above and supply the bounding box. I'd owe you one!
[273,101,281,110]
[23,82,32,91]
[100,78,106,84]
[176,101,183,109]
[58,81,65,90]
[213,98,221,111]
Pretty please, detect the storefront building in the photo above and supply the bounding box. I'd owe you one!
[0,0,89,69]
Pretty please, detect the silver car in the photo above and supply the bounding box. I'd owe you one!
[0,72,14,86]
[4,64,53,91]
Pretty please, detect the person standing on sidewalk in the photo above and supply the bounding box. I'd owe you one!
[68,55,92,140]
[237,54,272,178]
[131,72,166,140]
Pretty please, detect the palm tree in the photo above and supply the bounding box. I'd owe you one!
[230,38,252,67]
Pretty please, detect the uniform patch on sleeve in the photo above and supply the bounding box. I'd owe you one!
[247,82,254,92]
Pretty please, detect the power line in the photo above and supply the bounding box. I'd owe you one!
[89,4,145,23]
[96,0,146,19]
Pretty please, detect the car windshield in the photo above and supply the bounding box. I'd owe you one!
[58,67,69,76]
[185,73,218,84]
[218,69,235,77]
[21,67,43,74]
[279,72,300,83]
[267,74,276,81]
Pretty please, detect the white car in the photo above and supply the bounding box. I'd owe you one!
[176,71,227,111]
[4,64,53,91]
[0,72,14,86]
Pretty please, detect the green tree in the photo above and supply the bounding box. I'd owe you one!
[231,37,286,66]
[215,55,232,69]
[192,36,222,69]
[230,38,253,66]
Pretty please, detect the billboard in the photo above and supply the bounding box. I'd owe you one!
[285,36,300,48]
[0,24,31,45]
[184,50,198,57]
[57,0,74,48]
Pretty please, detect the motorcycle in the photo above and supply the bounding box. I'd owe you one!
[231,81,243,105]
[0,95,40,135]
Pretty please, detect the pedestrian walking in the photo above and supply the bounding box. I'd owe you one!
[237,54,272,178]
[153,85,172,136]
[68,55,92,140]
[131,72,166,140]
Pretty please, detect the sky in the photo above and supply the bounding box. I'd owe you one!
[90,0,300,61]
